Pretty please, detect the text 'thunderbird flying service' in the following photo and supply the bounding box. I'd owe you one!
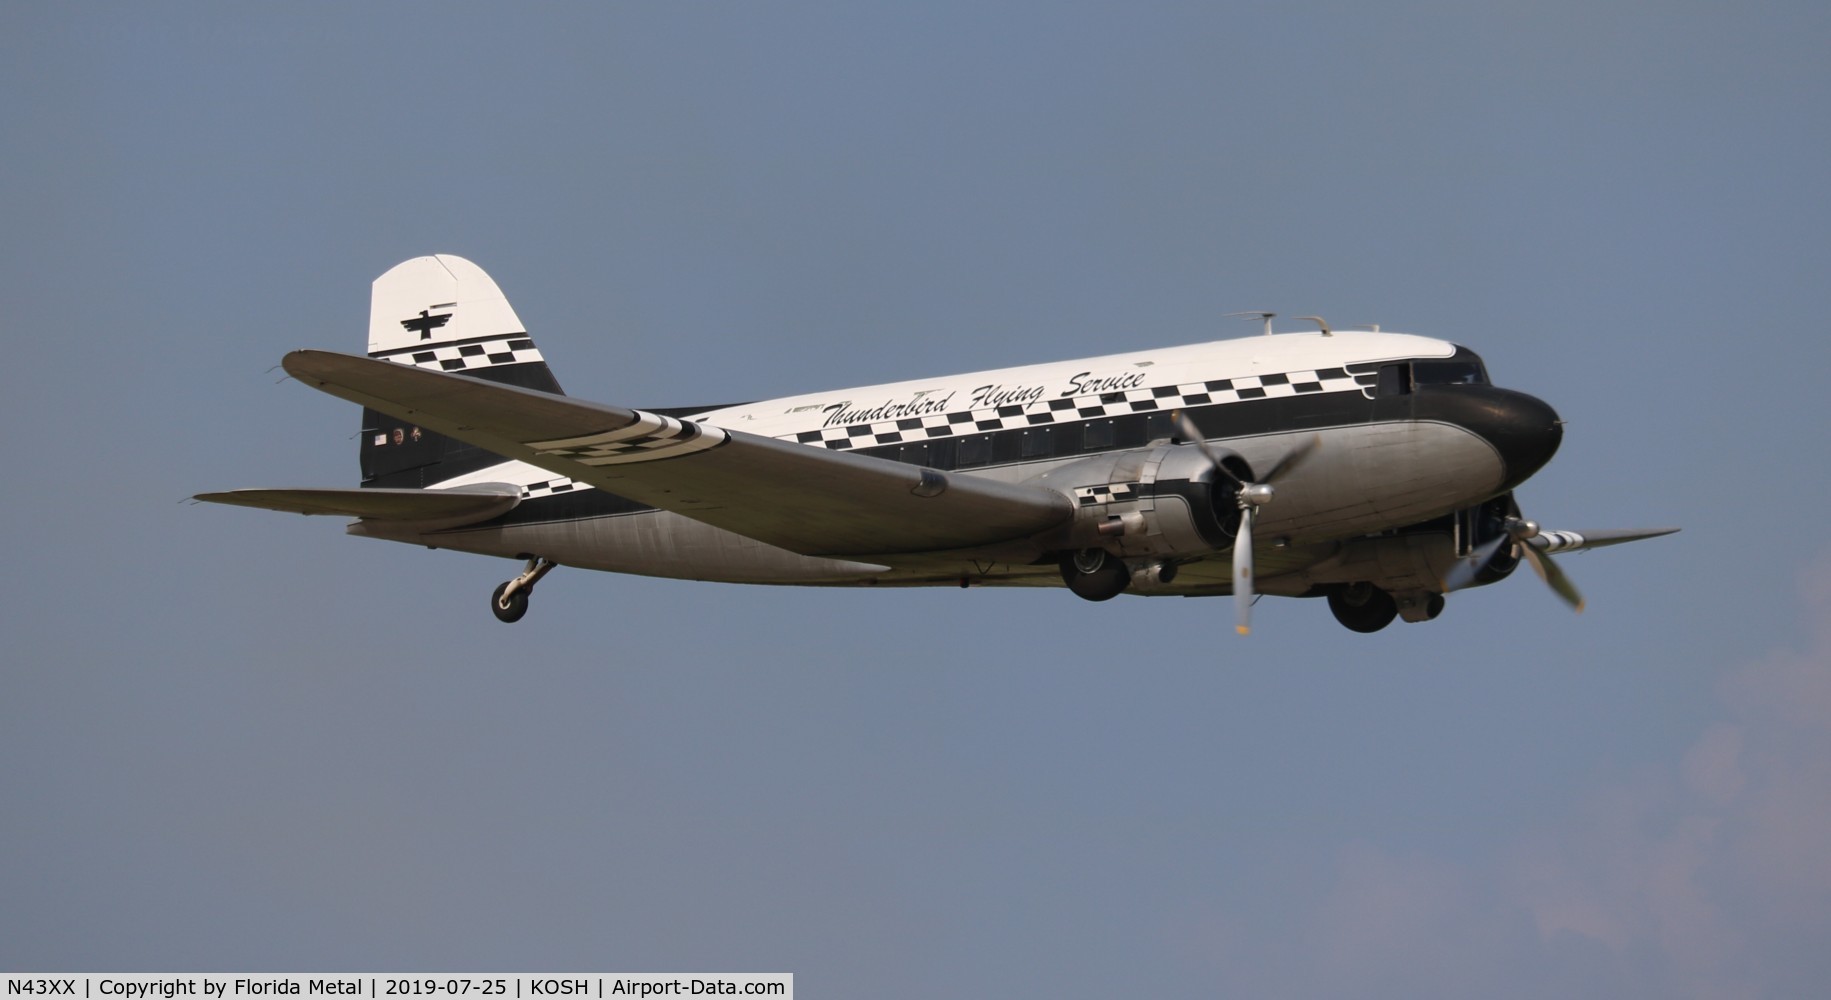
[198,255,1676,633]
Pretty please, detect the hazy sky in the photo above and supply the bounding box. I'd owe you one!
[4,3,1829,997]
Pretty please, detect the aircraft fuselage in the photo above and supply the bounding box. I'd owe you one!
[355,329,1560,595]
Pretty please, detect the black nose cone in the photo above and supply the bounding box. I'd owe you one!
[1415,386,1563,489]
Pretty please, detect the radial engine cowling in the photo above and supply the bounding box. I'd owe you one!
[1028,443,1248,561]
[1301,493,1527,595]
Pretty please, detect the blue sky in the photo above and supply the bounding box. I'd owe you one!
[4,3,1829,996]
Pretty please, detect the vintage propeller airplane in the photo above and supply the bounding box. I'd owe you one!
[198,254,1675,632]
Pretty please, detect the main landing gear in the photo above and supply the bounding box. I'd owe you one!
[1325,582,1444,632]
[491,557,558,623]
[1327,582,1399,633]
[1060,548,1131,602]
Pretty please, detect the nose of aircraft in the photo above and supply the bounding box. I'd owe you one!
[1417,385,1563,489]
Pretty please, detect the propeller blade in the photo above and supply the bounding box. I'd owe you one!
[1260,434,1322,484]
[1441,534,1509,593]
[1234,505,1256,635]
[1525,526,1681,554]
[1176,413,1245,488]
[1519,543,1585,612]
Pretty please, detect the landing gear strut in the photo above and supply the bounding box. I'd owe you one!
[491,557,557,623]
[1327,582,1399,633]
[1059,548,1130,602]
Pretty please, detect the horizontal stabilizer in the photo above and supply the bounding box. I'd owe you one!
[194,484,520,528]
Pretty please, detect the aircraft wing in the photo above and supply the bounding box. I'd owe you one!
[280,350,1073,557]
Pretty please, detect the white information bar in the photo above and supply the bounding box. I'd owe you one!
[3,978,790,1000]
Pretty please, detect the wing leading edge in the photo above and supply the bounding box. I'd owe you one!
[280,350,1073,557]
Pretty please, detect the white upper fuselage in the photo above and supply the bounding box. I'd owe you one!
[693,329,1455,446]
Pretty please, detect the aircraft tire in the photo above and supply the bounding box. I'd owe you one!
[491,581,530,623]
[1328,583,1398,633]
[1059,549,1130,602]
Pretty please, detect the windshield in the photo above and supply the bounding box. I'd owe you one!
[1372,349,1491,396]
[1412,360,1488,385]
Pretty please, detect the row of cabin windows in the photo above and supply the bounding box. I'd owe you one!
[874,410,1182,470]
[867,356,1488,471]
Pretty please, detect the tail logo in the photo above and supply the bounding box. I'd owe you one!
[401,309,453,340]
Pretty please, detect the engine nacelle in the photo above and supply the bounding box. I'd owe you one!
[1295,493,1525,595]
[1028,444,1249,561]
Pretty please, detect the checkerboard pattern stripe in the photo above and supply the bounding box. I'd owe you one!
[528,412,729,467]
[371,333,545,373]
[786,368,1360,451]
[521,478,589,500]
[1073,482,1141,507]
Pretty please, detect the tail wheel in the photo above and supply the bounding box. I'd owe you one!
[491,581,530,623]
[1059,549,1131,602]
[1328,583,1398,633]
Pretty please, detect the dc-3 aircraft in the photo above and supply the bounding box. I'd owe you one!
[199,254,1676,633]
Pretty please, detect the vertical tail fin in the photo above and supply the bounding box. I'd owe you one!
[359,255,563,487]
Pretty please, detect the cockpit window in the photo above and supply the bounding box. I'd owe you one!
[1412,360,1489,386]
[1372,352,1491,397]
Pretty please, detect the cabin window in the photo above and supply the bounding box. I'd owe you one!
[991,429,1023,464]
[1020,427,1052,458]
[1113,415,1148,449]
[1084,420,1115,450]
[1376,364,1412,396]
[957,434,992,467]
[1145,411,1175,441]
[900,442,930,466]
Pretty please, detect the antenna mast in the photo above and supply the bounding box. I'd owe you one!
[1225,311,1277,336]
[1296,315,1333,337]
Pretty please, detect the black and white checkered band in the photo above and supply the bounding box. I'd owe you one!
[521,477,590,500]
[1073,482,1141,507]
[787,368,1362,451]
[370,332,545,373]
[528,412,729,467]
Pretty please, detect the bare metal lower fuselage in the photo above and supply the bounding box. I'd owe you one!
[353,417,1505,595]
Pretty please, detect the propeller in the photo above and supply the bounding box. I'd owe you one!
[1176,414,1319,635]
[1441,516,1585,611]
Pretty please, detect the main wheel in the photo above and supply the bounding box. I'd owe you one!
[491,581,530,623]
[1328,582,1397,633]
[1059,548,1131,602]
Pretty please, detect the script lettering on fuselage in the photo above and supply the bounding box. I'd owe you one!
[1063,370,1148,397]
[823,389,957,428]
[816,369,1155,428]
[970,383,1047,410]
